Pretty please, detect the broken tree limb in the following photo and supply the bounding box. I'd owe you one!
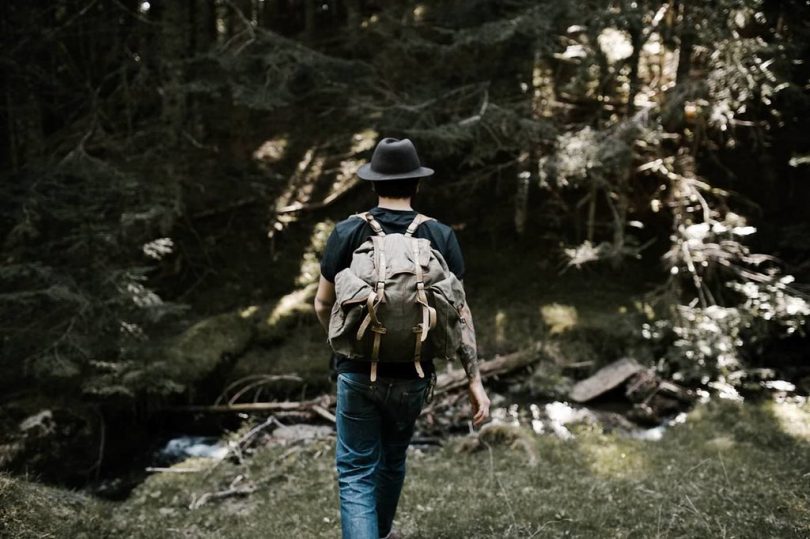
[168,395,336,414]
[569,357,644,403]
[189,475,258,510]
[436,344,542,394]
[276,178,362,214]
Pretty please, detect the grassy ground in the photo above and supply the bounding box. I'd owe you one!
[3,398,808,538]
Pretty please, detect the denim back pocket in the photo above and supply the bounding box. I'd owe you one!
[396,384,429,428]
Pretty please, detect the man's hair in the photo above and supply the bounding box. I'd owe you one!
[371,178,420,199]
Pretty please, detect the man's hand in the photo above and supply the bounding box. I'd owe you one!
[467,374,490,427]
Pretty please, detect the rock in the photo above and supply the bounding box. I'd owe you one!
[271,424,333,444]
[255,283,318,344]
[157,436,230,463]
[19,410,54,433]
[0,400,98,484]
[164,312,255,382]
[526,361,574,400]
[569,357,644,402]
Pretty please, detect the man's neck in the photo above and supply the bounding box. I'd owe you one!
[376,197,414,211]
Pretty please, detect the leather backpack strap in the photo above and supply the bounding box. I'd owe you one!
[353,211,386,236]
[410,237,436,379]
[353,231,388,382]
[404,213,434,237]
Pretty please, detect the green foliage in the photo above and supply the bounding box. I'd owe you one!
[2,0,809,422]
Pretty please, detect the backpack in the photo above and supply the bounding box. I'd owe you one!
[327,212,468,381]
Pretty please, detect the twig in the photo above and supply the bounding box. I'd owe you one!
[145,467,204,474]
[311,405,336,423]
[190,475,257,510]
[202,416,279,479]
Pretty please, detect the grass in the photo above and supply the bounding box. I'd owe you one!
[0,472,107,539]
[3,398,808,538]
[4,244,805,538]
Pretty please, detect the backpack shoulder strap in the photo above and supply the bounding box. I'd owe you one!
[353,211,386,236]
[404,213,435,237]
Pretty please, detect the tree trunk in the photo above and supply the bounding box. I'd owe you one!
[193,0,217,53]
[261,0,280,29]
[626,22,643,113]
[305,0,318,39]
[675,2,694,85]
[159,0,191,147]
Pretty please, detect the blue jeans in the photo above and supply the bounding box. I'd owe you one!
[335,372,431,539]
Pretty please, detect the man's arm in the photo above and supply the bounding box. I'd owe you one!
[457,292,490,427]
[314,275,336,332]
[458,300,479,380]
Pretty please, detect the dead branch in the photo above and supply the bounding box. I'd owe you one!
[169,395,336,414]
[276,178,362,214]
[189,474,257,510]
[436,344,543,394]
[145,466,205,474]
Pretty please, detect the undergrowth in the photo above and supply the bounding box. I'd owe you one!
[2,398,808,538]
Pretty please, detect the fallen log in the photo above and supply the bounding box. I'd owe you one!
[436,344,542,394]
[569,357,644,403]
[168,396,336,414]
[168,344,544,415]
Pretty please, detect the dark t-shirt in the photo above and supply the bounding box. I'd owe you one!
[320,206,465,379]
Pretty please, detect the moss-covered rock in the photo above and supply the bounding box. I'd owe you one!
[162,311,256,383]
[254,283,318,345]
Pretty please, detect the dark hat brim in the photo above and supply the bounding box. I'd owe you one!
[357,163,434,181]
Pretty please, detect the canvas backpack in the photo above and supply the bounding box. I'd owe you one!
[327,212,468,381]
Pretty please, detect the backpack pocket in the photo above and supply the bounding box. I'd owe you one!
[428,275,466,361]
[328,269,374,358]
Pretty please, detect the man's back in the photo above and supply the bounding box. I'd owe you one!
[320,206,466,379]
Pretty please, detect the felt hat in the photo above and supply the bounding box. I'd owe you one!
[357,137,434,181]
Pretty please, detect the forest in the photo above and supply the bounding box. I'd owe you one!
[1,0,809,537]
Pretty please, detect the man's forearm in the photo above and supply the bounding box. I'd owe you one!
[458,301,480,381]
[314,298,333,332]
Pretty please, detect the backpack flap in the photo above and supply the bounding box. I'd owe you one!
[427,275,467,361]
[328,269,375,359]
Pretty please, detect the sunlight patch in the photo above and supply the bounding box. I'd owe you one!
[582,438,649,479]
[541,303,578,334]
[771,399,810,442]
[266,284,317,328]
[253,137,288,163]
[598,28,633,64]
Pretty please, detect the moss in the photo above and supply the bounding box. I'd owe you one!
[254,283,318,345]
[231,322,334,395]
[0,473,110,538]
[164,312,255,382]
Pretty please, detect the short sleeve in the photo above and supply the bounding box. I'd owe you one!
[319,226,351,282]
[443,228,466,280]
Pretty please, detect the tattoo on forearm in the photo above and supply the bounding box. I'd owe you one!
[458,302,479,379]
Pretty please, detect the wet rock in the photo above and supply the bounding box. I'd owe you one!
[157,436,231,463]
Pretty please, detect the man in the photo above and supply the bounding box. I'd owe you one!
[314,137,490,539]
